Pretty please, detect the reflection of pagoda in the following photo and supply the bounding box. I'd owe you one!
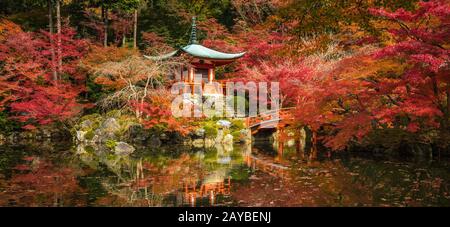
[144,17,245,96]
[183,177,231,206]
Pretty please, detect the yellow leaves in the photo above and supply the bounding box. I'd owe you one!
[82,45,138,70]
[337,23,367,44]
[94,76,127,90]
[0,19,22,41]
[371,19,402,45]
[331,51,406,81]
[81,46,142,91]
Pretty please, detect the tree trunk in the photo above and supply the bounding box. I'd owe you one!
[103,6,108,47]
[56,0,62,78]
[445,83,450,129]
[48,0,57,81]
[133,9,138,49]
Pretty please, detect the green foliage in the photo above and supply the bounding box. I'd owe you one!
[105,110,122,118]
[230,119,245,141]
[105,139,117,149]
[77,113,102,131]
[203,122,218,138]
[84,130,95,140]
[231,130,241,141]
[230,119,245,131]
[84,145,95,153]
[85,76,107,109]
[0,111,21,134]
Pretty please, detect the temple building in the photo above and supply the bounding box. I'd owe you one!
[144,17,245,95]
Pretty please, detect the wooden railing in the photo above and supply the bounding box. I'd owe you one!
[246,107,295,130]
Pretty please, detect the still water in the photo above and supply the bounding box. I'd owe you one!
[0,140,449,207]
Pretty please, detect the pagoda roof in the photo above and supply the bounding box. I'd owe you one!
[144,17,245,62]
[144,44,245,61]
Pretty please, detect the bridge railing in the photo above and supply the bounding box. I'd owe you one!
[246,107,295,129]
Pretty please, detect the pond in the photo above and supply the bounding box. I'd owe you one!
[0,140,449,207]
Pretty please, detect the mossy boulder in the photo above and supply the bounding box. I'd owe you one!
[100,118,121,133]
[114,142,135,155]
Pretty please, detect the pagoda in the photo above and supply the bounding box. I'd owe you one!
[144,17,245,95]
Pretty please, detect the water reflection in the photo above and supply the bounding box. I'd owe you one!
[0,140,449,207]
[73,143,251,206]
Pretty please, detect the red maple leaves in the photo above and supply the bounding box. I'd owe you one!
[296,0,450,150]
[0,22,89,129]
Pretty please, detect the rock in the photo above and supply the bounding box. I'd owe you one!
[216,120,231,128]
[127,125,147,141]
[148,135,162,147]
[93,128,116,143]
[80,119,93,129]
[160,133,168,140]
[101,118,120,133]
[192,139,205,148]
[91,135,100,143]
[222,134,234,145]
[114,142,135,155]
[195,128,205,137]
[76,131,87,142]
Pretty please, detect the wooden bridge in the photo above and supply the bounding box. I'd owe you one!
[245,107,295,134]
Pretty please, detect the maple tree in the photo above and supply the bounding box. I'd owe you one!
[369,0,450,130]
[80,40,191,134]
[140,31,175,56]
[134,89,193,135]
[0,21,89,129]
[0,0,448,153]
[292,0,450,151]
[89,54,177,117]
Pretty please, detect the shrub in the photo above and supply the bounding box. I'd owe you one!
[231,119,245,131]
[84,130,95,140]
[203,124,218,138]
[105,139,117,149]
[231,130,242,141]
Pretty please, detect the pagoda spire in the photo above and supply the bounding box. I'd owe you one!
[188,16,198,44]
